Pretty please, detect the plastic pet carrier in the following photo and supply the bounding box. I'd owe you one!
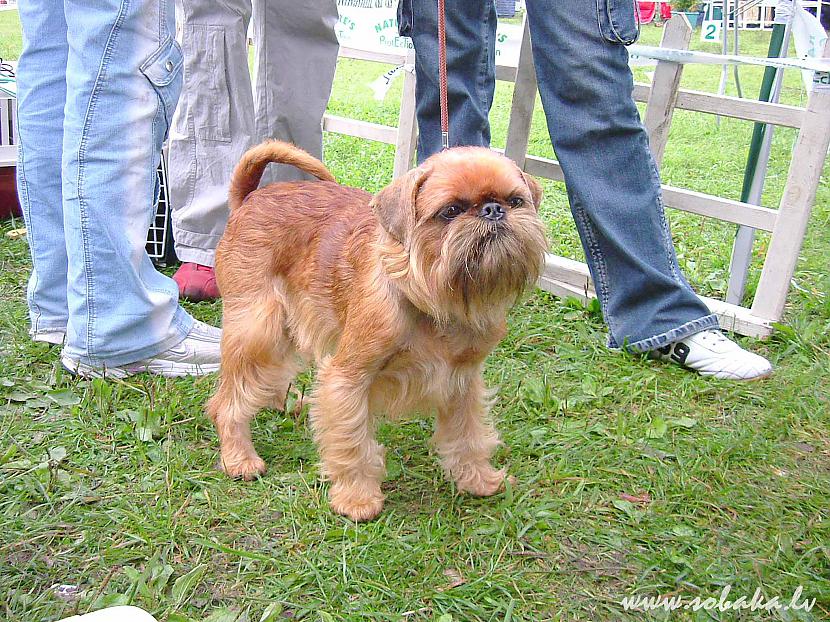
[146,151,178,267]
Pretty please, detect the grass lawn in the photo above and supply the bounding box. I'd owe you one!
[2,11,830,622]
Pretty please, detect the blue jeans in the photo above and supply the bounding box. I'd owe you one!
[16,0,193,366]
[401,0,719,352]
[398,0,496,158]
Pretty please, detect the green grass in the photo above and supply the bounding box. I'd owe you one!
[2,13,830,622]
[0,9,21,62]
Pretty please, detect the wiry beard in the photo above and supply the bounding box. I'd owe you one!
[435,214,547,328]
[377,213,547,332]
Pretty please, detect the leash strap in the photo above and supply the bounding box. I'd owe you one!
[438,0,449,149]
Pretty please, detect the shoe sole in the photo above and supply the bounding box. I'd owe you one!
[61,355,219,379]
[697,367,773,381]
[138,361,220,377]
[650,353,773,381]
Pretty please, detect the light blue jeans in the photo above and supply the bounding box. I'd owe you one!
[401,0,720,352]
[16,0,193,366]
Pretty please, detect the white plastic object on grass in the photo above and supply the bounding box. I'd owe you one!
[58,606,159,622]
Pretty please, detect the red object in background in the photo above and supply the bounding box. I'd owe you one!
[173,262,221,301]
[638,2,672,24]
[639,2,657,23]
[0,166,22,220]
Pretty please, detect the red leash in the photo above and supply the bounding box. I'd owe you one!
[437,0,449,149]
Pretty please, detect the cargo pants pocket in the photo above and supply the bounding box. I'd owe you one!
[596,0,640,45]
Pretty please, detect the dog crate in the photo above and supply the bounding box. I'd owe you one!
[146,151,178,267]
[1,95,21,221]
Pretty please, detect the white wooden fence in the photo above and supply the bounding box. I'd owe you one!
[324,14,830,339]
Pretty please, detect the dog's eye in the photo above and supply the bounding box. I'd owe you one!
[509,196,524,208]
[440,204,464,220]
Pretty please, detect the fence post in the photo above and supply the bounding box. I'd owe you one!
[643,13,692,167]
[393,49,418,178]
[750,38,830,323]
[503,15,536,167]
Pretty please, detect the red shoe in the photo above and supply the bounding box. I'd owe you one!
[173,263,221,301]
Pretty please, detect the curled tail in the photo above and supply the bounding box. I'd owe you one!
[228,140,337,211]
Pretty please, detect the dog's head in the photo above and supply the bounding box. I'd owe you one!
[372,147,548,328]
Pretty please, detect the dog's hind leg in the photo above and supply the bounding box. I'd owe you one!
[434,370,505,497]
[207,294,297,480]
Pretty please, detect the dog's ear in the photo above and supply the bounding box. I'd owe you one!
[371,164,431,246]
[522,171,543,211]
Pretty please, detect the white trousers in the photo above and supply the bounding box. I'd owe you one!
[167,0,339,266]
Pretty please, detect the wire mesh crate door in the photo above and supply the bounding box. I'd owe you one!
[146,149,178,266]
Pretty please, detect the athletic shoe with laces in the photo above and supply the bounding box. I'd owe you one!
[650,329,772,380]
[173,262,220,302]
[60,319,221,379]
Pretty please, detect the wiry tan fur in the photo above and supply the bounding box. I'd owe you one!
[207,140,548,521]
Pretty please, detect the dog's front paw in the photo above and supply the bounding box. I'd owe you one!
[454,465,506,497]
[220,455,267,481]
[329,480,385,522]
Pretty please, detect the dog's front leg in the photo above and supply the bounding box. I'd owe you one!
[435,370,505,497]
[312,360,385,522]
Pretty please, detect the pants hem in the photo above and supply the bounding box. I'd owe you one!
[61,306,194,368]
[611,314,721,353]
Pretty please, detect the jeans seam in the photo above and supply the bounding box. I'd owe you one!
[574,204,613,332]
[16,150,43,331]
[648,158,681,282]
[76,0,131,363]
[595,0,606,43]
[158,0,165,39]
[476,1,491,142]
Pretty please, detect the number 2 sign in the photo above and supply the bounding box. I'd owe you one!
[701,20,722,43]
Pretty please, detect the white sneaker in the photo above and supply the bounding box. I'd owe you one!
[60,320,221,379]
[32,330,66,345]
[650,329,772,380]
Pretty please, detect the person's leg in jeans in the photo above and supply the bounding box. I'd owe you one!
[405,0,771,379]
[60,0,193,367]
[524,0,769,377]
[252,0,339,185]
[15,1,69,344]
[524,0,718,351]
[399,0,496,161]
[17,0,220,377]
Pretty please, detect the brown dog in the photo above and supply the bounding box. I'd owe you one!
[207,140,547,521]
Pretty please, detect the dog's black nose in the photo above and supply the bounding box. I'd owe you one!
[479,202,505,222]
